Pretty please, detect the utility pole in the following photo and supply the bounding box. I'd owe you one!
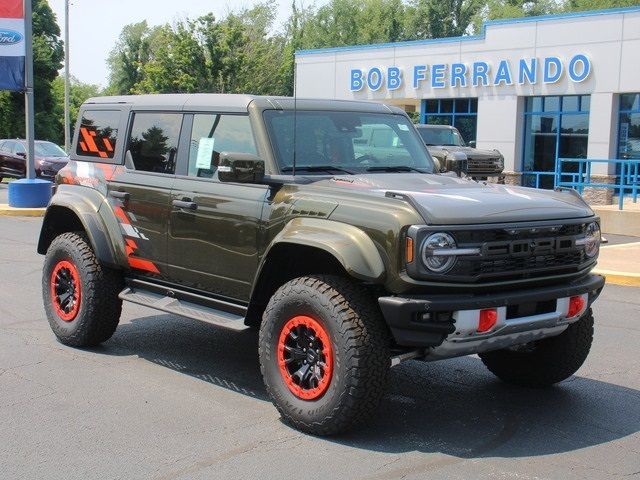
[64,0,70,153]
[24,0,35,179]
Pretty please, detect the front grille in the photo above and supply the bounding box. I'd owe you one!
[466,157,502,174]
[445,222,593,283]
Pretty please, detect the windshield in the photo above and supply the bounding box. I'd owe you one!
[35,142,67,157]
[263,111,435,174]
[417,127,465,147]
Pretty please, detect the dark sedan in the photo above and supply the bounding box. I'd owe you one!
[0,139,69,181]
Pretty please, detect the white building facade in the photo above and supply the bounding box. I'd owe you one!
[295,7,640,196]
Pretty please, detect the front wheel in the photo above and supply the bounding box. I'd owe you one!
[259,275,390,435]
[479,309,594,387]
[42,232,123,347]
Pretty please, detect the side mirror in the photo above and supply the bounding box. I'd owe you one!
[218,152,265,184]
[468,140,476,148]
[16,151,26,158]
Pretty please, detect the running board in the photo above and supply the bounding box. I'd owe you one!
[118,287,249,331]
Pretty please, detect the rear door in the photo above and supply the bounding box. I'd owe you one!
[106,111,185,278]
[167,112,268,301]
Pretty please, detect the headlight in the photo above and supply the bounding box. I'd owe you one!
[578,222,601,258]
[421,232,458,273]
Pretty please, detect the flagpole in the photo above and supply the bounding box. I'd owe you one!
[24,0,35,180]
[64,0,70,153]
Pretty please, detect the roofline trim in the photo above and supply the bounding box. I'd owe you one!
[295,6,640,56]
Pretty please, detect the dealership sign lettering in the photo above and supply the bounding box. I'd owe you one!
[350,54,591,92]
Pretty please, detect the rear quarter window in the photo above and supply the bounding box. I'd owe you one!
[76,110,120,159]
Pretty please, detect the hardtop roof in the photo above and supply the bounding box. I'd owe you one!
[83,93,405,114]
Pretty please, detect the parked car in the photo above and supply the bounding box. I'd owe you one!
[0,139,69,181]
[415,124,504,179]
[38,94,603,436]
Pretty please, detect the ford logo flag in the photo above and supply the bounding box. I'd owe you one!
[0,29,23,45]
[0,0,26,91]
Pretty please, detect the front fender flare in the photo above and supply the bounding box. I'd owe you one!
[260,217,386,282]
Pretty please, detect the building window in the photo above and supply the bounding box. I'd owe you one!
[522,95,590,189]
[421,98,478,143]
[618,93,640,160]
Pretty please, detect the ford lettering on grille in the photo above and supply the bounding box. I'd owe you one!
[481,237,576,258]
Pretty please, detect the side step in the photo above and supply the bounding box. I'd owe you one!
[119,287,250,331]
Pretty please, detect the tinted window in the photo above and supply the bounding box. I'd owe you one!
[418,127,465,146]
[127,113,182,175]
[76,110,119,159]
[188,114,257,178]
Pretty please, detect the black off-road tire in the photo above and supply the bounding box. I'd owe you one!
[259,275,391,435]
[479,308,594,387]
[42,232,123,347]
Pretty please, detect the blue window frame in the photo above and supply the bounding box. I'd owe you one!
[522,95,590,189]
[618,93,640,161]
[420,98,478,143]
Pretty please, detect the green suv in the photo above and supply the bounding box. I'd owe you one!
[38,94,605,435]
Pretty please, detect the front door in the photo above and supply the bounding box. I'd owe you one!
[106,111,184,278]
[167,113,268,301]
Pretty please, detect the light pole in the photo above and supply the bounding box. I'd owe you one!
[63,0,70,153]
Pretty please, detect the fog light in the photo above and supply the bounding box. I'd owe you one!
[478,309,498,333]
[567,296,586,318]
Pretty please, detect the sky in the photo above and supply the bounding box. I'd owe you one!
[48,0,315,87]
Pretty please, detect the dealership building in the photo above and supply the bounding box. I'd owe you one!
[295,6,640,199]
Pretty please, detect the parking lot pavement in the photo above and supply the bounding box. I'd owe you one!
[0,216,639,480]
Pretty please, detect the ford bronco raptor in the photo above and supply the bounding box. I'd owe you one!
[39,94,604,435]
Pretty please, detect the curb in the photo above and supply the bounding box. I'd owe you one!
[593,269,640,287]
[0,204,46,217]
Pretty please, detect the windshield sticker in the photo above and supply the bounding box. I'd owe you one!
[398,124,409,131]
[196,138,215,169]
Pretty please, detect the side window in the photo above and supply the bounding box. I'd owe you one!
[76,110,120,159]
[127,113,182,175]
[188,114,257,178]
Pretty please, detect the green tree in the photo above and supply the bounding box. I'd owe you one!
[106,21,157,95]
[133,22,208,94]
[0,0,64,143]
[563,0,640,11]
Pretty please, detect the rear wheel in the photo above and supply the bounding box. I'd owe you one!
[42,232,123,347]
[259,275,390,435]
[479,309,594,387]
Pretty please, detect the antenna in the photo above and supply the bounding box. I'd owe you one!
[292,52,298,176]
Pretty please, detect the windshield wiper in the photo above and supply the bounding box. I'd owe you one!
[281,165,355,175]
[365,166,426,173]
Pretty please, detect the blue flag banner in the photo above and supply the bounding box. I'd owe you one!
[0,0,25,91]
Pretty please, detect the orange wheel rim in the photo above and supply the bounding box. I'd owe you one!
[50,260,81,322]
[277,315,334,400]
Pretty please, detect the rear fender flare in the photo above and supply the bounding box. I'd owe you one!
[37,187,127,268]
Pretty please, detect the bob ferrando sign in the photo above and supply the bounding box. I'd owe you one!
[0,0,25,91]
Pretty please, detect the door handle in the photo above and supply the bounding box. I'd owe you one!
[172,199,198,211]
[109,190,130,201]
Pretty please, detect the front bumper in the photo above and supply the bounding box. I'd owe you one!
[379,274,605,351]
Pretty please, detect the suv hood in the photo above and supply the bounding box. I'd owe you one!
[317,173,594,225]
[428,146,500,159]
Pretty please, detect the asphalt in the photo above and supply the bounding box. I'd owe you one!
[0,216,639,480]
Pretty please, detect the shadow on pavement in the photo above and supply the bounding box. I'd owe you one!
[91,313,640,460]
